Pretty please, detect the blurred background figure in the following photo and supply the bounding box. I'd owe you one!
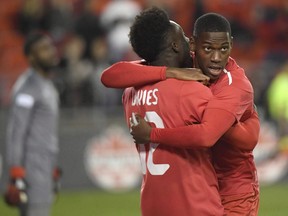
[267,62,288,137]
[89,36,122,111]
[100,0,141,62]
[59,34,94,107]
[74,0,106,59]
[255,62,288,186]
[18,0,46,35]
[44,0,74,44]
[4,32,60,216]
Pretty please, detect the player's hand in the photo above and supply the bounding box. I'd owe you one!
[166,67,210,86]
[4,179,28,206]
[130,113,152,144]
[4,167,28,207]
[53,167,62,194]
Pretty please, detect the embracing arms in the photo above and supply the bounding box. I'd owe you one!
[131,86,259,150]
[101,61,209,88]
[221,110,260,150]
[132,108,235,148]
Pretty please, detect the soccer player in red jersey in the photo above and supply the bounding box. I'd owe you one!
[101,13,260,215]
[122,7,224,216]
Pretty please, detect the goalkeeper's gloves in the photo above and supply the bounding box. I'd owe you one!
[4,166,28,207]
[53,167,62,194]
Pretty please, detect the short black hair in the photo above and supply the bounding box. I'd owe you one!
[129,7,171,62]
[193,13,231,37]
[23,32,48,56]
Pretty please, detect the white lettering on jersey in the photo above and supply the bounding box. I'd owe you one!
[132,89,159,106]
[223,69,232,85]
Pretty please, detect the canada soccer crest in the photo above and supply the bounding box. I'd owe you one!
[84,126,141,192]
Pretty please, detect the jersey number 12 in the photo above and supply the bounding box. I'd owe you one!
[137,111,170,176]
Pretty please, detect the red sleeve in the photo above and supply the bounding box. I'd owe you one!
[101,61,167,88]
[150,108,236,148]
[207,85,253,121]
[221,110,260,150]
[179,82,213,124]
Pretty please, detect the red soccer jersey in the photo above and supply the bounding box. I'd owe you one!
[208,57,254,122]
[208,58,259,196]
[122,79,224,216]
[148,58,259,196]
[101,56,259,200]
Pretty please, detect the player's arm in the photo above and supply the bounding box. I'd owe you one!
[5,93,34,206]
[131,86,249,148]
[101,61,209,88]
[101,61,166,88]
[221,110,260,151]
[132,109,235,147]
[6,93,35,167]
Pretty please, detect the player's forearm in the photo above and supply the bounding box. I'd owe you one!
[166,67,182,79]
[151,109,235,148]
[6,131,26,166]
[222,111,260,150]
[7,120,28,166]
[6,108,32,166]
[101,61,166,88]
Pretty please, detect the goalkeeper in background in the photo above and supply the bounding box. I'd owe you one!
[5,32,61,216]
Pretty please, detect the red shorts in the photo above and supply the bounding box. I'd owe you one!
[221,185,259,216]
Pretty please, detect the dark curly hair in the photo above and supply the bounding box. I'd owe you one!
[129,7,171,62]
[193,13,232,37]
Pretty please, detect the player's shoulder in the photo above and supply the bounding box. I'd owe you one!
[161,79,208,88]
[13,71,32,92]
[168,79,212,99]
[223,57,253,92]
[225,57,245,78]
[151,79,207,96]
[178,79,210,90]
[13,70,43,99]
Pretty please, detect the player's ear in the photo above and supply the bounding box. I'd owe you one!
[230,36,233,49]
[172,42,180,53]
[28,54,34,64]
[189,36,196,52]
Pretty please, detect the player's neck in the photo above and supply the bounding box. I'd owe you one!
[32,66,52,79]
[149,54,180,68]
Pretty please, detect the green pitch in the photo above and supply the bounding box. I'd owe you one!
[1,184,287,216]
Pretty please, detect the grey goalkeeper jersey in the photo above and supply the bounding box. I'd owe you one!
[6,68,59,167]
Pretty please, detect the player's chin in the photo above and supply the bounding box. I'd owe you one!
[207,68,222,79]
